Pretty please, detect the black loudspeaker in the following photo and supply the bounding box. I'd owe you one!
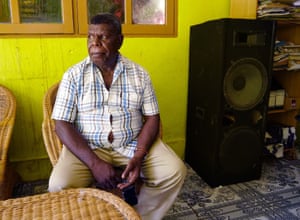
[185,18,276,187]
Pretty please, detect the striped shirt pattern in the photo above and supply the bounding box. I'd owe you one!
[52,55,159,158]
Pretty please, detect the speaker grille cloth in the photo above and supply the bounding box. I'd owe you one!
[219,127,261,175]
[224,58,268,110]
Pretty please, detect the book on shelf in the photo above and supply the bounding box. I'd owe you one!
[282,45,300,51]
[273,0,300,6]
[289,53,300,60]
[288,60,300,70]
[274,53,289,62]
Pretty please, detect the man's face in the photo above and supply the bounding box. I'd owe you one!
[87,23,123,68]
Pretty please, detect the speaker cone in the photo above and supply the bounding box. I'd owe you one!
[224,58,268,111]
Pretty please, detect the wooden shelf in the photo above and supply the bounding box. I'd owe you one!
[230,0,300,158]
[268,108,286,114]
[268,96,300,115]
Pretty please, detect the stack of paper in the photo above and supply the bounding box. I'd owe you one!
[282,45,300,70]
[274,0,300,6]
[273,41,300,71]
[258,0,300,19]
[273,40,290,71]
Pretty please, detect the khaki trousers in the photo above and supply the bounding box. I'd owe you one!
[48,138,187,220]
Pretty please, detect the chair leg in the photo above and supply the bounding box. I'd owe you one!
[0,164,21,200]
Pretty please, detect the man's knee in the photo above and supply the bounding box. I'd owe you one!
[172,159,187,184]
[48,173,92,192]
[48,179,65,192]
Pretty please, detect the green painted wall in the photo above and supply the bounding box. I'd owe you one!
[0,0,229,181]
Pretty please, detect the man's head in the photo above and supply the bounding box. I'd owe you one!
[88,13,123,69]
[90,13,122,35]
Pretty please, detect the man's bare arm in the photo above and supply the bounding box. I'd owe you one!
[135,114,160,159]
[54,120,120,189]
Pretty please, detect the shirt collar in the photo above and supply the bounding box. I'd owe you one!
[87,54,124,85]
[86,54,123,72]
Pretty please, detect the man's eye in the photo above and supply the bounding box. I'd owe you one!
[87,34,111,42]
[101,35,109,40]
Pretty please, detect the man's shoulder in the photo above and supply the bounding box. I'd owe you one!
[69,56,90,69]
[65,57,91,74]
[120,55,147,74]
[60,57,91,82]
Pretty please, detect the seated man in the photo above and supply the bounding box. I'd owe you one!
[48,13,187,220]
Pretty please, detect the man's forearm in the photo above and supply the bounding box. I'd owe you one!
[135,114,160,159]
[54,120,104,168]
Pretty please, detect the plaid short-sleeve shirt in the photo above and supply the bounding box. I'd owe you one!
[52,54,159,158]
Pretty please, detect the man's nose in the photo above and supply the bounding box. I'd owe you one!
[91,37,102,46]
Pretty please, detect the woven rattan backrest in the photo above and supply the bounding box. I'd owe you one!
[0,85,16,183]
[42,83,62,166]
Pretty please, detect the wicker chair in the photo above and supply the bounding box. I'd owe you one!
[0,85,17,199]
[42,82,162,167]
[0,188,141,219]
[42,82,61,166]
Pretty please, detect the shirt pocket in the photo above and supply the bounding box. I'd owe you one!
[121,90,142,110]
[77,92,97,112]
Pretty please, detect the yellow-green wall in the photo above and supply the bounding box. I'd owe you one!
[0,0,230,181]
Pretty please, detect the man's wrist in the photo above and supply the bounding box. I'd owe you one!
[134,148,148,160]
